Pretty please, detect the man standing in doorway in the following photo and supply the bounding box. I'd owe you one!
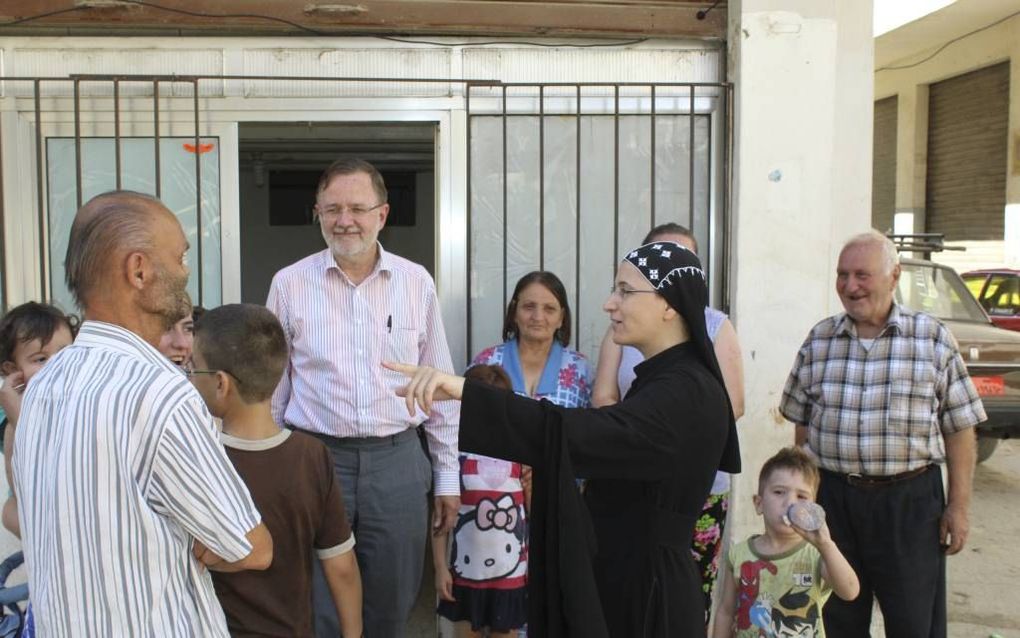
[267,159,460,637]
[780,230,984,637]
[14,191,272,636]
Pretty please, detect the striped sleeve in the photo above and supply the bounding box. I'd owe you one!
[148,398,262,562]
[417,278,461,495]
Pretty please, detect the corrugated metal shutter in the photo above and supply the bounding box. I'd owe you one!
[872,96,898,232]
[926,62,1009,240]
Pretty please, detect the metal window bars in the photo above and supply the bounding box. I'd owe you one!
[465,81,731,358]
[0,75,730,361]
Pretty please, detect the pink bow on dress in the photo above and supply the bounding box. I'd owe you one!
[475,494,518,531]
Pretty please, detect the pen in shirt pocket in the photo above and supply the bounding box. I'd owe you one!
[387,315,392,333]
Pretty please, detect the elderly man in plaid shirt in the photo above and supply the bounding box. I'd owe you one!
[780,230,985,638]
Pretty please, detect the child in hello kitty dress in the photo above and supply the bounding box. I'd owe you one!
[433,365,529,638]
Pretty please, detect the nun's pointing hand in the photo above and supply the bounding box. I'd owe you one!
[382,362,466,417]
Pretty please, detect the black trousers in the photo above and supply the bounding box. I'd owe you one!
[818,466,946,638]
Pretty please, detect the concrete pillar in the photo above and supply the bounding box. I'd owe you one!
[727,0,874,537]
[1006,18,1020,267]
[894,84,930,234]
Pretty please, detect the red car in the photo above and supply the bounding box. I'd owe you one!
[962,269,1020,332]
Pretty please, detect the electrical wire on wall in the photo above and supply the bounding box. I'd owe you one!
[0,0,652,48]
[877,8,1020,72]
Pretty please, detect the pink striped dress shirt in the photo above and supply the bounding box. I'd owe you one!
[267,245,460,495]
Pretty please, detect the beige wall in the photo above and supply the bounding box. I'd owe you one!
[875,11,1020,272]
[727,0,874,538]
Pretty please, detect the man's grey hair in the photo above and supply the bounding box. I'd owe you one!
[841,230,900,275]
[64,190,165,309]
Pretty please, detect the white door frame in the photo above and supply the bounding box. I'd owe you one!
[220,108,469,368]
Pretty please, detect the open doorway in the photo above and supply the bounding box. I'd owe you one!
[238,122,437,303]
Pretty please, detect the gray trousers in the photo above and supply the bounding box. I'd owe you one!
[308,428,432,638]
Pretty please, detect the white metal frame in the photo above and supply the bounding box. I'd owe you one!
[220,107,467,366]
[0,97,470,365]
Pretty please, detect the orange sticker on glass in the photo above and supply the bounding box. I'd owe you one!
[183,143,215,154]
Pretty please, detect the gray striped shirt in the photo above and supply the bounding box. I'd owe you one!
[13,321,262,637]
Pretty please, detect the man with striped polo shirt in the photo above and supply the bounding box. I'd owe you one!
[268,159,460,637]
[780,230,985,638]
[14,191,272,636]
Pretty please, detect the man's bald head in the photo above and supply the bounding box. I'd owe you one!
[64,191,173,309]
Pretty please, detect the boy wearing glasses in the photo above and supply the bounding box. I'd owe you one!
[189,304,363,637]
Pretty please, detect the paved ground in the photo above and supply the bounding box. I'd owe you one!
[864,438,1020,638]
[2,440,1018,637]
[942,438,1020,638]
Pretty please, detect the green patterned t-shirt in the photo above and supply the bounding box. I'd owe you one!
[729,536,833,637]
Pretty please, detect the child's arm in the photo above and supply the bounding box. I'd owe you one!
[3,421,15,492]
[796,520,860,601]
[591,327,622,408]
[710,555,738,638]
[521,465,533,514]
[1,495,18,538]
[431,529,455,602]
[816,535,859,601]
[322,550,363,637]
[1,373,24,538]
[3,420,18,538]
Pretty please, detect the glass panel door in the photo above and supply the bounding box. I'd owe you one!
[46,137,221,312]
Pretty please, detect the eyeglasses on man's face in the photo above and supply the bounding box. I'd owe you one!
[608,284,658,299]
[316,202,386,219]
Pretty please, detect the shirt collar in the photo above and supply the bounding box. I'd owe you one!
[834,303,904,338]
[319,243,393,283]
[501,339,564,396]
[74,320,183,375]
[220,428,291,451]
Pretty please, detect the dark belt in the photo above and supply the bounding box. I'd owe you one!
[288,424,420,448]
[824,464,934,488]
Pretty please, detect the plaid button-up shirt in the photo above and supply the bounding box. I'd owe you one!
[780,304,986,476]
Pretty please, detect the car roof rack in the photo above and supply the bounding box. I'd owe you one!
[886,232,965,258]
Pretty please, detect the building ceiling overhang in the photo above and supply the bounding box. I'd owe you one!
[875,0,1020,71]
[0,0,727,40]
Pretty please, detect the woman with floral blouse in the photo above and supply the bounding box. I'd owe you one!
[434,271,591,637]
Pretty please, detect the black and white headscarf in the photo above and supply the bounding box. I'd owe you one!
[624,241,706,292]
[623,241,741,473]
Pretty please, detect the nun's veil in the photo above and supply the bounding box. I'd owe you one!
[622,241,741,473]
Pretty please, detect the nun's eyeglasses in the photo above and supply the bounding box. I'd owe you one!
[609,285,658,299]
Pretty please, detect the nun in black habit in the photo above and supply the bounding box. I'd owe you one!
[386,242,740,638]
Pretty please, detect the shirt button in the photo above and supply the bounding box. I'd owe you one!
[357,349,363,355]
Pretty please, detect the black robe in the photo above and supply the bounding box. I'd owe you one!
[460,342,730,638]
